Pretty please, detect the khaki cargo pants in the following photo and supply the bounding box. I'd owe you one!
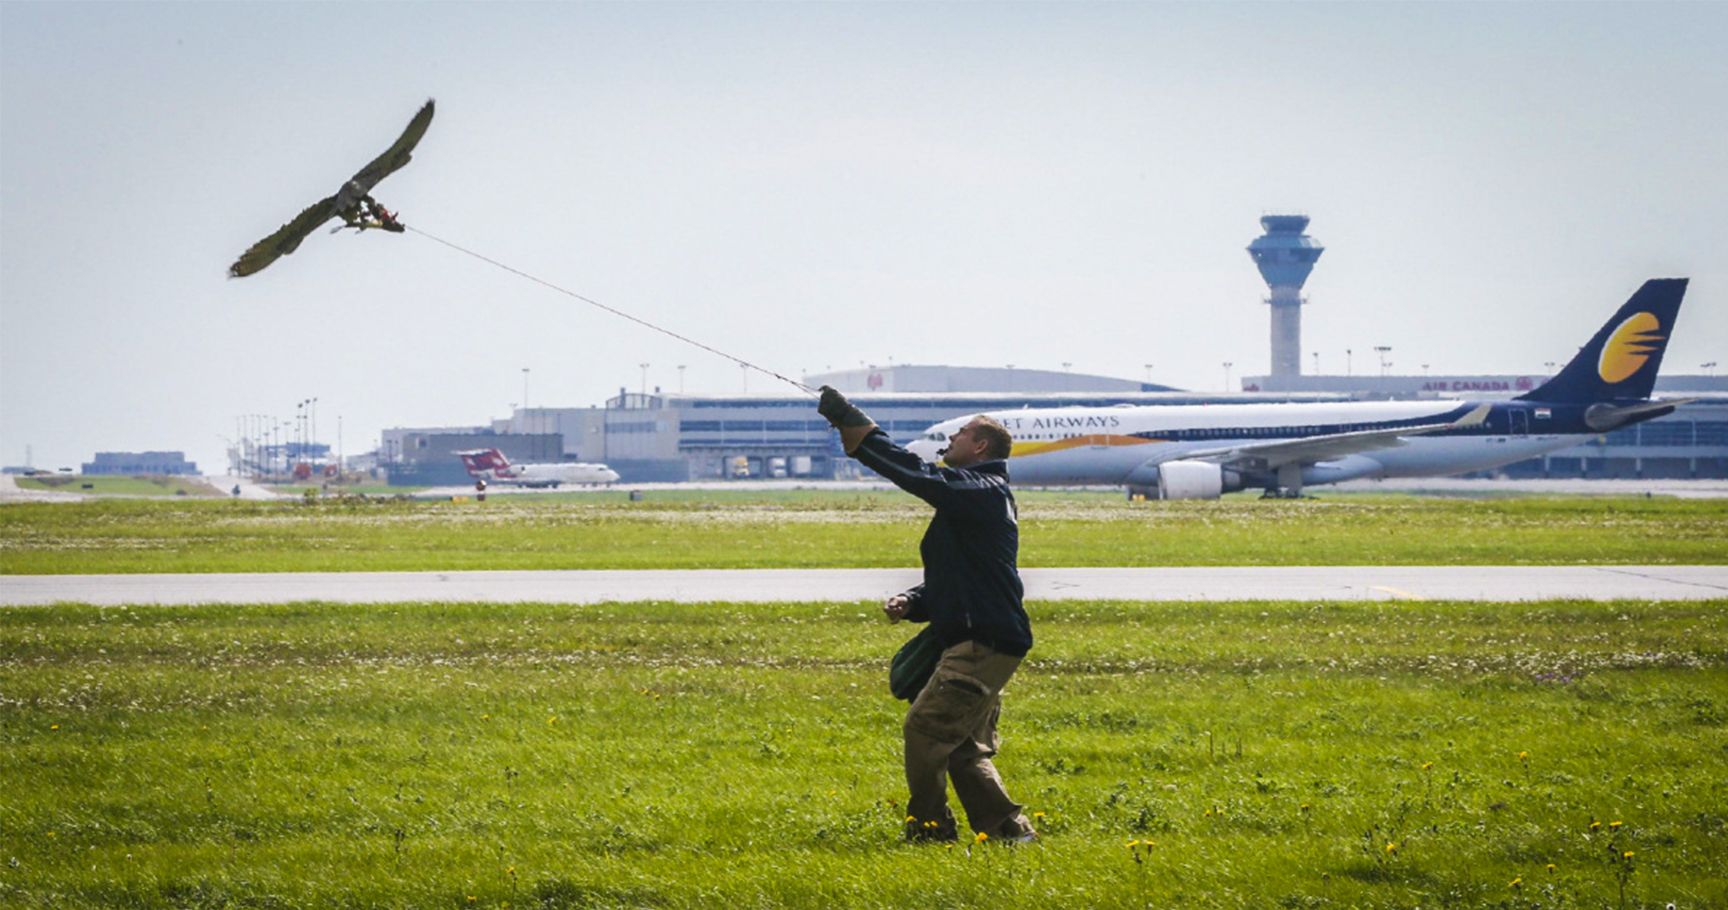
[903,639,1033,839]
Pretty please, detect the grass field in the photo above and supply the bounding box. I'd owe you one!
[4,492,1726,574]
[12,476,221,498]
[2,598,1723,908]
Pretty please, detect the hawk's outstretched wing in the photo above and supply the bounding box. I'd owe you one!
[229,98,434,278]
[228,195,339,278]
[350,99,435,193]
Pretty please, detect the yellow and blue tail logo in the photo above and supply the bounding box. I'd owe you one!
[1519,278,1687,404]
[1597,312,1666,383]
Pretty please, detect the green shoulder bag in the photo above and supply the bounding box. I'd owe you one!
[889,625,945,701]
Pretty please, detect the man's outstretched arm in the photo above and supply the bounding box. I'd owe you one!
[818,386,961,509]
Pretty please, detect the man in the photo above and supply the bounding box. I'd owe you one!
[817,385,1037,845]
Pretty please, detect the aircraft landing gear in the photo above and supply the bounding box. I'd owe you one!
[1262,464,1307,499]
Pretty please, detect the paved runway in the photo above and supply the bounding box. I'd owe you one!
[3,566,1724,606]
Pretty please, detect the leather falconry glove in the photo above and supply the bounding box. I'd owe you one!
[818,385,878,453]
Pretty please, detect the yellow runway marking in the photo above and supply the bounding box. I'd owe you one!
[1371,585,1425,601]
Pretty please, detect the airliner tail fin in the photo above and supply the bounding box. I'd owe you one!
[1518,278,1687,403]
[454,448,512,476]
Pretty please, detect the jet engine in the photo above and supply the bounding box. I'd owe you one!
[1156,460,1232,500]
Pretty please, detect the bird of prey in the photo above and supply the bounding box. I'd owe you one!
[229,99,435,278]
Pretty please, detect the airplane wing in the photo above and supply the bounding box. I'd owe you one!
[350,99,435,193]
[1180,403,1490,471]
[228,194,339,277]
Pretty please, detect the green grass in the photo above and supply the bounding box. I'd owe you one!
[2,598,1723,908]
[3,492,1726,574]
[262,484,431,496]
[12,475,221,498]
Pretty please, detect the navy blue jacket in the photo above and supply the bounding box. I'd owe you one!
[851,428,1032,657]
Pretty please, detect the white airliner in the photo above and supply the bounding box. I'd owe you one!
[906,279,1692,498]
[455,447,619,488]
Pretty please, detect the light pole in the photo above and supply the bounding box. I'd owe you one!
[677,365,686,395]
[1421,363,1430,377]
[1222,361,1234,391]
[1312,352,1320,374]
[1701,361,1717,377]
[740,363,749,392]
[1374,346,1392,378]
[1345,348,1353,377]
[1144,363,1154,382]
[639,362,650,396]
[1062,361,1072,372]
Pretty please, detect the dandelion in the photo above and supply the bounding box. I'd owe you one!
[1609,820,1624,829]
[905,815,917,824]
[467,897,477,904]
[1518,751,1529,762]
[547,715,557,726]
[1126,839,1141,849]
[975,832,989,844]
[1590,820,1602,831]
[1546,863,1556,873]
[1623,850,1635,859]
[1385,841,1398,855]
[1420,761,1433,770]
[1032,811,1046,820]
[50,724,59,731]
[1509,877,1523,889]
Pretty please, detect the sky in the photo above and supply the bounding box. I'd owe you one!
[2,1,1724,473]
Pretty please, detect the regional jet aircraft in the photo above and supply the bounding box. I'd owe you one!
[906,279,1691,498]
[455,448,619,488]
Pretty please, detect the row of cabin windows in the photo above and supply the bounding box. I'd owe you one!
[681,420,932,433]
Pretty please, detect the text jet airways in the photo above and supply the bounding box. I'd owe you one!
[907,279,1692,498]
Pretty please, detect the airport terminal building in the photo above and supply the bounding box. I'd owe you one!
[82,451,200,476]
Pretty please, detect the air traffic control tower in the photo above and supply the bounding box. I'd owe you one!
[1247,214,1324,379]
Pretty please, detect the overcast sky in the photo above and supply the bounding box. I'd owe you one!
[3,1,1724,472]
